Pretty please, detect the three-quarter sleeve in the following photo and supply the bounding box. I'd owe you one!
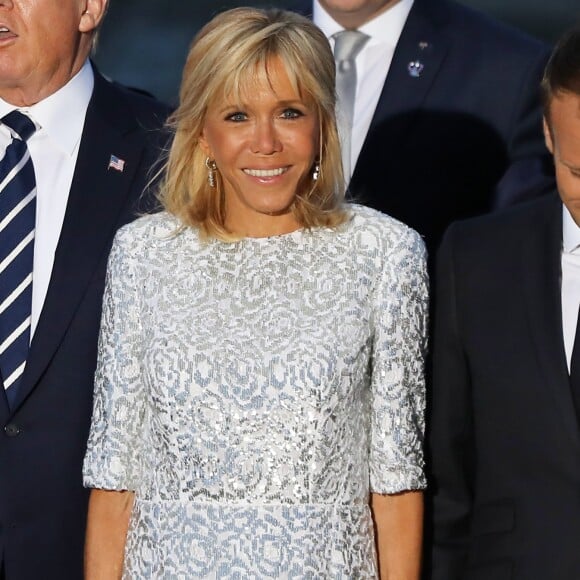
[83,227,146,491]
[369,226,428,494]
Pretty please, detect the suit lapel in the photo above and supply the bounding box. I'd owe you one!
[521,196,578,444]
[10,72,147,412]
[351,0,449,182]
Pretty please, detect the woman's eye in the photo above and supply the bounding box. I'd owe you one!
[226,112,247,122]
[281,108,303,119]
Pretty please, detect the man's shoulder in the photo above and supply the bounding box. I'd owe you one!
[444,193,560,251]
[107,79,171,117]
[280,0,311,17]
[91,70,171,131]
[431,0,549,57]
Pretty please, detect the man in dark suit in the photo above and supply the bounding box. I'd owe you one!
[0,1,169,578]
[429,27,580,580]
[282,0,554,256]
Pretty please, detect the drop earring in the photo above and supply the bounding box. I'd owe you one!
[206,157,217,188]
[312,161,320,181]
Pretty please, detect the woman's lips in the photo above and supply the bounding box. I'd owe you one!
[243,167,289,178]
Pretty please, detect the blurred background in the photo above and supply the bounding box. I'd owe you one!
[95,0,579,106]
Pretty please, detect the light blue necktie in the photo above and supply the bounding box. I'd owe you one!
[333,30,369,181]
[0,111,36,407]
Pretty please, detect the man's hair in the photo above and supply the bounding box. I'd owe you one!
[541,25,580,118]
[158,7,347,240]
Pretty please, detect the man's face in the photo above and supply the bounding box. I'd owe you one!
[318,0,401,28]
[0,0,103,106]
[544,91,580,226]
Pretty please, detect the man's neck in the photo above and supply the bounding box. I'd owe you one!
[320,0,403,29]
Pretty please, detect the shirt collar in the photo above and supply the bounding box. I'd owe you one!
[0,60,94,156]
[563,203,580,253]
[314,0,414,48]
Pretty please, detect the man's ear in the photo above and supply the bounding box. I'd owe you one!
[543,116,554,155]
[79,0,109,34]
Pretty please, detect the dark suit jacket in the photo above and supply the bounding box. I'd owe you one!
[429,193,580,579]
[283,0,554,257]
[0,70,170,580]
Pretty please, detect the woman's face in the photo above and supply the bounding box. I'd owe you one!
[199,57,320,237]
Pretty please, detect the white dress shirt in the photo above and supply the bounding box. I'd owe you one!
[0,60,94,337]
[313,0,414,178]
[561,205,580,371]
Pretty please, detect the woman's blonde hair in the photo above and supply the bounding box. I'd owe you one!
[159,7,347,239]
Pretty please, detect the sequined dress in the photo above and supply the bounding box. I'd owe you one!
[83,205,428,579]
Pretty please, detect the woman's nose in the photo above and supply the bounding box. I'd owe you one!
[251,119,282,154]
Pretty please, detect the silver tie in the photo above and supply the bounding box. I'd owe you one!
[333,30,369,181]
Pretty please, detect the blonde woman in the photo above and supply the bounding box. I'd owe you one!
[83,8,428,579]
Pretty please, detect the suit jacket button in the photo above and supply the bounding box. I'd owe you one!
[4,423,20,437]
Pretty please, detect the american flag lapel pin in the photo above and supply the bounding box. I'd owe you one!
[108,154,126,172]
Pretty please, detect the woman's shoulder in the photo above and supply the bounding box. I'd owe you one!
[115,211,180,242]
[344,204,427,259]
[110,211,192,265]
[115,211,191,250]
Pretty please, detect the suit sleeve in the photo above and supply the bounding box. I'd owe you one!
[428,224,475,579]
[83,226,146,492]
[369,226,429,494]
[493,45,555,208]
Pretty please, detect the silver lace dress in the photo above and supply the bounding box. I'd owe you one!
[83,204,428,579]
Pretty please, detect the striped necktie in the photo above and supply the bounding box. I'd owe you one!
[0,111,36,407]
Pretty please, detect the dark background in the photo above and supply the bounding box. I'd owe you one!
[95,1,579,106]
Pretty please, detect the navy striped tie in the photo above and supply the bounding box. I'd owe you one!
[0,111,36,407]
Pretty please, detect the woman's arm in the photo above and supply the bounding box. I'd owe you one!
[371,490,423,580]
[85,488,135,580]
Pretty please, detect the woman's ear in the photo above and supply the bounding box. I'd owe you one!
[199,129,212,159]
